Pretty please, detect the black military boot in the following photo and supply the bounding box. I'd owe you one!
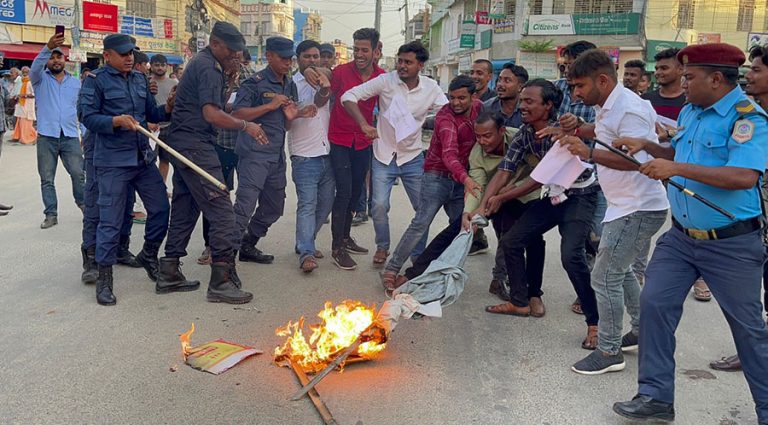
[239,236,274,264]
[207,262,253,304]
[136,240,162,281]
[156,257,201,294]
[116,236,141,268]
[96,265,116,306]
[81,246,98,285]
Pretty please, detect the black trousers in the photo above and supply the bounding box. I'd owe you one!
[165,147,235,263]
[330,143,371,250]
[501,193,599,326]
[203,144,238,247]
[404,200,546,291]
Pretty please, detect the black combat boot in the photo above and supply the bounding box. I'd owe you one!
[116,236,141,268]
[136,239,162,281]
[230,251,242,289]
[81,246,98,284]
[239,236,274,264]
[96,265,116,306]
[156,257,201,294]
[207,262,253,304]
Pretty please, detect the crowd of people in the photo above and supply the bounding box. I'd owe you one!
[0,20,767,423]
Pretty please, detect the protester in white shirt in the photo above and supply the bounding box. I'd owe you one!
[558,49,669,375]
[341,41,448,267]
[288,40,334,273]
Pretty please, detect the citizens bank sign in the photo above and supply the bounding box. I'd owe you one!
[26,0,75,27]
[528,15,574,35]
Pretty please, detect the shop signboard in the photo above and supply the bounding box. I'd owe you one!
[460,20,475,49]
[480,29,492,49]
[494,17,514,33]
[697,33,720,44]
[527,14,573,35]
[475,11,489,25]
[25,0,76,28]
[82,1,117,33]
[0,0,26,24]
[121,15,154,37]
[571,13,640,35]
[646,39,687,61]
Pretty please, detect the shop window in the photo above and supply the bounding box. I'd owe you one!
[530,0,542,15]
[677,0,696,29]
[126,0,155,18]
[504,0,516,16]
[737,0,755,32]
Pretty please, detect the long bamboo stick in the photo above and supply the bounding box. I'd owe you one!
[289,360,337,425]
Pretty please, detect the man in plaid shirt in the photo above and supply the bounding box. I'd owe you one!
[197,50,254,265]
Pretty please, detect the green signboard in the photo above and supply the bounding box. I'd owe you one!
[460,20,476,49]
[480,29,492,49]
[571,13,640,35]
[646,39,688,61]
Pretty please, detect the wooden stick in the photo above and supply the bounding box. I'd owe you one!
[289,360,337,425]
[291,337,362,401]
[136,126,228,191]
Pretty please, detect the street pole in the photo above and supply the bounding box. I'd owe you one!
[374,0,382,32]
[403,0,410,42]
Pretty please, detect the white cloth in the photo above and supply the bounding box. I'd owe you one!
[593,85,669,222]
[288,72,331,158]
[340,71,448,165]
[12,77,36,121]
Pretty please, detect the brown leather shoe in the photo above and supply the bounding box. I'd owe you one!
[373,249,388,268]
[485,302,531,316]
[709,354,741,371]
[488,279,507,300]
[529,297,545,317]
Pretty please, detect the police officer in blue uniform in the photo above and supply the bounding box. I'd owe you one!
[79,34,195,306]
[612,43,768,424]
[80,128,140,284]
[231,36,301,264]
[163,22,267,305]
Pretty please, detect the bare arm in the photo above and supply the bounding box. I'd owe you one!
[640,160,760,190]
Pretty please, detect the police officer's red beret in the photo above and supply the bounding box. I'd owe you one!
[677,43,746,68]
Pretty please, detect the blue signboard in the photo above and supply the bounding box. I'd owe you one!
[120,16,154,37]
[0,0,26,24]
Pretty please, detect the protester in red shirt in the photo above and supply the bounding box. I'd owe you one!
[381,75,483,288]
[325,28,385,270]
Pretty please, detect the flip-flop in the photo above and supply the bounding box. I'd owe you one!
[582,326,598,350]
[693,285,712,302]
[301,257,318,273]
[571,298,584,315]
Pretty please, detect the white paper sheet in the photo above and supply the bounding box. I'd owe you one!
[228,91,237,105]
[656,114,677,128]
[530,141,593,188]
[381,95,420,144]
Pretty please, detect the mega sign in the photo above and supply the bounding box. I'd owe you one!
[25,0,76,27]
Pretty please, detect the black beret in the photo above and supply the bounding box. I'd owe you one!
[211,21,245,52]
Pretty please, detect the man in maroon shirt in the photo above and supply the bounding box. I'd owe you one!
[326,28,385,270]
[642,48,686,123]
[381,75,483,288]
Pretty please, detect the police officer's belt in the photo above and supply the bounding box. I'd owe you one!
[672,217,762,240]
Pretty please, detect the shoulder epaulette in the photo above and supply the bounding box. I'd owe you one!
[735,99,756,114]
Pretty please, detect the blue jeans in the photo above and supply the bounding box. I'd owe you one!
[36,135,85,217]
[385,171,464,273]
[291,155,335,264]
[371,155,425,253]
[590,209,667,354]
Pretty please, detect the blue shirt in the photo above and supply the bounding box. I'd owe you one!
[233,66,297,160]
[30,46,81,138]
[554,78,595,123]
[78,66,169,167]
[670,86,768,229]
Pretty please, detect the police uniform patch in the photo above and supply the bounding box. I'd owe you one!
[732,119,755,143]
[263,92,276,98]
[735,100,756,114]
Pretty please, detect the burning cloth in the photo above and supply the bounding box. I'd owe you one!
[376,215,489,335]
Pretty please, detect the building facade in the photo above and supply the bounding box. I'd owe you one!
[240,0,295,64]
[293,7,321,47]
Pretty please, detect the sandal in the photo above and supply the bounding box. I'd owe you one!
[373,249,388,268]
[692,280,712,302]
[301,256,318,273]
[384,275,410,298]
[571,297,584,315]
[581,325,598,350]
[381,271,397,290]
[484,302,531,316]
[314,250,324,259]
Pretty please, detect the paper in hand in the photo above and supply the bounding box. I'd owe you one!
[530,141,593,188]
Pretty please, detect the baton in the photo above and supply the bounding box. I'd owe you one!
[136,126,228,191]
[593,139,735,220]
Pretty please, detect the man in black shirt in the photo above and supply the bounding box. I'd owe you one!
[163,22,267,304]
[642,48,686,122]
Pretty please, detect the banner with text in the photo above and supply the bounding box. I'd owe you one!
[526,13,640,36]
[0,0,26,24]
[82,1,117,33]
[24,0,76,28]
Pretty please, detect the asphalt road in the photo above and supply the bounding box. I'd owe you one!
[0,139,760,425]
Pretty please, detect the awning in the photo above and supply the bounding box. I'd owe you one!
[146,52,184,65]
[0,43,70,61]
[491,59,515,70]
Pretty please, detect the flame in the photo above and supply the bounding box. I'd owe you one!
[180,323,195,359]
[274,301,386,373]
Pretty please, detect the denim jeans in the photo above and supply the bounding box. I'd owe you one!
[37,134,85,217]
[291,155,335,264]
[385,171,464,273]
[501,193,599,325]
[371,154,425,253]
[591,209,667,354]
